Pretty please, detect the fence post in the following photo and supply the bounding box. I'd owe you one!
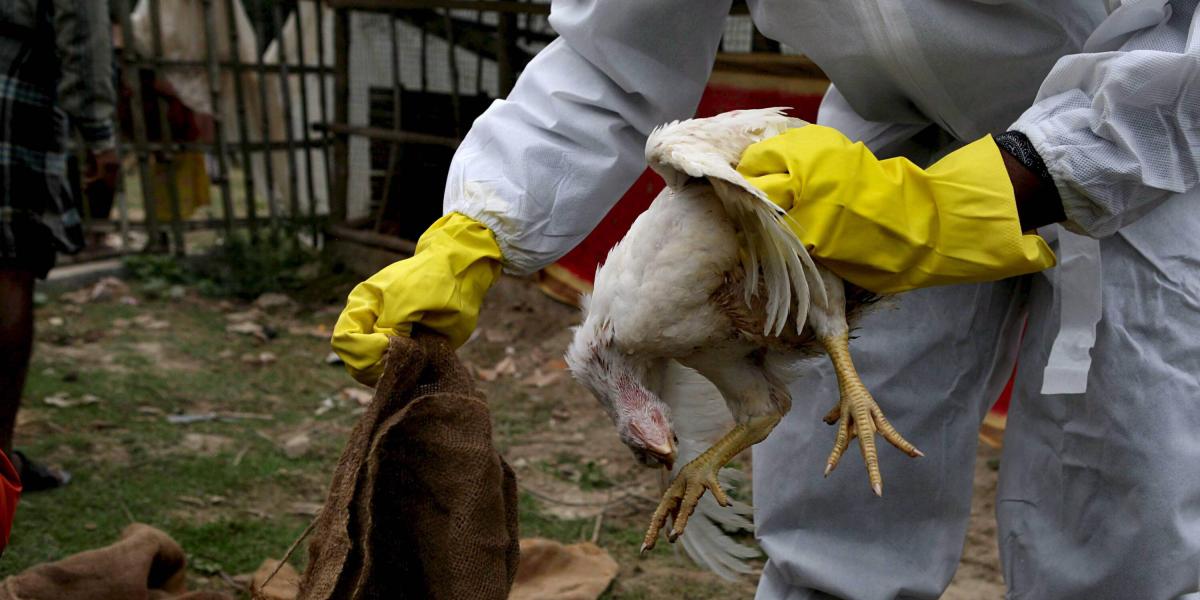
[202,0,236,238]
[272,5,302,225]
[254,1,280,234]
[291,3,321,245]
[315,2,335,214]
[223,0,259,241]
[148,0,187,256]
[113,0,160,253]
[330,8,350,224]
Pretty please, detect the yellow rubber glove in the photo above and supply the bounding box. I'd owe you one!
[332,212,502,386]
[736,125,1055,294]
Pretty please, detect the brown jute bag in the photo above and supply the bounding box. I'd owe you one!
[0,523,230,600]
[298,335,520,599]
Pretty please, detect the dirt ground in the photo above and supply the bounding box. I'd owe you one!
[7,269,1005,598]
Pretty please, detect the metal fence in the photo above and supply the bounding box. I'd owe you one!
[322,0,821,254]
[83,0,818,263]
[76,0,334,260]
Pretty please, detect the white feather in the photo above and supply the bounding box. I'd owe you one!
[646,108,828,336]
[571,109,851,580]
[659,361,758,580]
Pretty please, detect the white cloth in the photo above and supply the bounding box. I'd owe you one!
[447,0,1199,277]
[441,0,1200,597]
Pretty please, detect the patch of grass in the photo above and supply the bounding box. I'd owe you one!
[8,276,757,599]
[537,452,614,492]
[3,287,351,593]
[517,493,594,542]
[123,230,357,302]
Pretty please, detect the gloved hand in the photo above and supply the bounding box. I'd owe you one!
[333,213,502,386]
[736,125,1056,294]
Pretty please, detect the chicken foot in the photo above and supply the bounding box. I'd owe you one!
[640,413,780,554]
[818,332,922,496]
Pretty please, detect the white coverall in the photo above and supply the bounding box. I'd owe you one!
[443,1,1200,598]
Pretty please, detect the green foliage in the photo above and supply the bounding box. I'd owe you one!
[124,232,325,300]
[538,452,614,491]
[189,233,319,300]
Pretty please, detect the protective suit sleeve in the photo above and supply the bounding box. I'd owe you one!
[442,0,733,275]
[1011,1,1200,237]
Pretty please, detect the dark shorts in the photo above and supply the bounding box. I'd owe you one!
[0,217,59,279]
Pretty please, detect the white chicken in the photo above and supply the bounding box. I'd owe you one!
[565,109,922,577]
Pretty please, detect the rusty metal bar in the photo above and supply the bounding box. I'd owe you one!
[123,139,330,153]
[292,3,321,244]
[272,4,302,220]
[113,0,156,252]
[442,8,462,137]
[330,7,350,224]
[326,0,550,15]
[255,1,281,231]
[474,9,484,95]
[374,13,404,233]
[328,223,416,254]
[314,123,460,148]
[223,0,258,239]
[202,0,236,235]
[149,0,187,255]
[495,10,516,96]
[120,57,334,75]
[315,1,335,212]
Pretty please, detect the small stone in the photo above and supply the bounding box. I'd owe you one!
[282,433,311,459]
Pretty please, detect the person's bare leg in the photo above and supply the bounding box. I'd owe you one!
[0,267,35,457]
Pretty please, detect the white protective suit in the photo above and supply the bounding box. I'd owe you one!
[444,1,1200,598]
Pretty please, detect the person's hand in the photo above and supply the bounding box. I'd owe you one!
[736,125,1056,294]
[85,147,121,190]
[332,213,503,386]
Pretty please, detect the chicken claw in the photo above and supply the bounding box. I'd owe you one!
[819,333,922,496]
[641,414,780,554]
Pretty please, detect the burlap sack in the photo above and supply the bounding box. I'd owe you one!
[298,335,520,599]
[0,523,230,600]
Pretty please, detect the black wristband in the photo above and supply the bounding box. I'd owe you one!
[994,131,1054,187]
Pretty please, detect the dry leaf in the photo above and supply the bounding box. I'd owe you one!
[182,433,234,456]
[241,351,277,366]
[339,386,373,406]
[42,393,99,408]
[253,293,294,311]
[282,433,311,459]
[62,277,131,304]
[43,393,73,408]
[288,501,323,516]
[521,370,563,388]
[248,559,301,600]
[227,321,267,341]
[477,356,518,381]
[224,309,264,323]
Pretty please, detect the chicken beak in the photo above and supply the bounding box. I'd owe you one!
[647,441,677,472]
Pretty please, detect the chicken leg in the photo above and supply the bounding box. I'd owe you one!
[818,332,923,496]
[641,413,780,554]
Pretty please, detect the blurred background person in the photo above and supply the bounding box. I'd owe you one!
[0,0,118,491]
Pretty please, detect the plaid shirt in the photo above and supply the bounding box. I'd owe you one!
[1,0,115,261]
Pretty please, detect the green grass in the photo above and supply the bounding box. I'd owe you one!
[3,287,351,592]
[5,276,757,599]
